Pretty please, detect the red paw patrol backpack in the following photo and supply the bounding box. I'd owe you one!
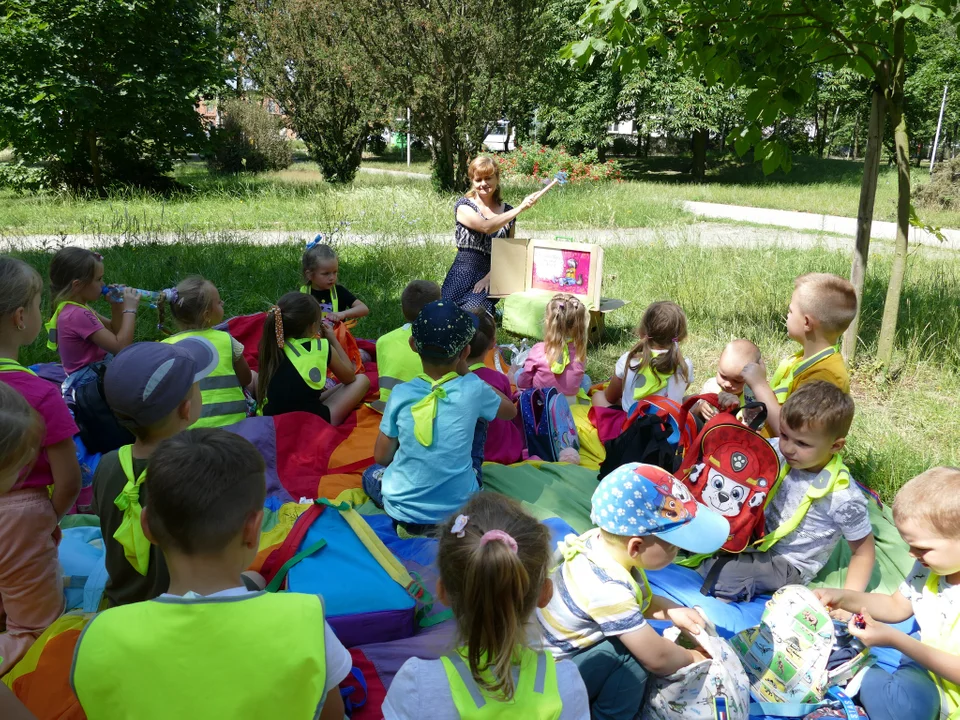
[676,395,782,553]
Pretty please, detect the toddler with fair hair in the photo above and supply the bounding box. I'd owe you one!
[695,338,761,422]
[517,293,590,405]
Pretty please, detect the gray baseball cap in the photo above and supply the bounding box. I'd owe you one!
[105,339,219,427]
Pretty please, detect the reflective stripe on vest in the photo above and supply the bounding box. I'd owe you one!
[922,572,960,719]
[45,301,90,351]
[163,329,247,428]
[441,647,562,719]
[0,358,37,376]
[755,453,850,552]
[72,591,328,720]
[770,346,839,402]
[299,284,339,317]
[559,529,652,613]
[284,337,329,390]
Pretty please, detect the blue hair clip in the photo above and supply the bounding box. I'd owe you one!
[306,233,325,251]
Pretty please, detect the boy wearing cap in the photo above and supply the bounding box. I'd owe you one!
[362,300,516,533]
[93,339,216,606]
[537,463,730,720]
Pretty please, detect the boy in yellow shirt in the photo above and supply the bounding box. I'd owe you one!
[742,272,856,436]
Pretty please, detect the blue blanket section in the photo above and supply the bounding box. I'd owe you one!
[59,526,107,612]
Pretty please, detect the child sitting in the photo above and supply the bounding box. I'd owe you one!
[741,272,856,436]
[362,300,515,534]
[516,293,589,405]
[697,381,875,602]
[383,493,589,719]
[0,256,82,674]
[0,383,44,495]
[257,292,370,425]
[815,467,960,720]
[537,463,729,720]
[72,428,351,720]
[46,247,142,394]
[465,310,524,465]
[592,300,693,414]
[160,275,253,428]
[94,340,216,606]
[694,338,761,422]
[372,279,441,413]
[299,237,369,325]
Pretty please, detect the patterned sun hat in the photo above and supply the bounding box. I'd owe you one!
[412,300,480,360]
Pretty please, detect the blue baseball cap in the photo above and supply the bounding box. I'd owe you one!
[592,463,730,554]
[412,300,480,360]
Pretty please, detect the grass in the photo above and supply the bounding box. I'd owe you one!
[6,236,960,501]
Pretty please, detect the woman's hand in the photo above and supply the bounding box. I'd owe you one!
[520,192,541,211]
[472,272,491,295]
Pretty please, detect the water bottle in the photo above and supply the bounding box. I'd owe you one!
[101,285,174,308]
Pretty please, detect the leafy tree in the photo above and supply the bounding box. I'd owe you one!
[904,19,960,165]
[205,97,292,174]
[0,0,225,193]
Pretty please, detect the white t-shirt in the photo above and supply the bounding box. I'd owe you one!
[899,561,960,645]
[161,587,352,706]
[764,440,873,580]
[614,352,693,411]
[382,653,589,720]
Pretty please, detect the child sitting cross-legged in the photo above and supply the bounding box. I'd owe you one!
[383,493,589,719]
[537,463,730,720]
[72,428,351,720]
[815,467,960,720]
[362,300,515,535]
[697,381,876,602]
[299,237,369,325]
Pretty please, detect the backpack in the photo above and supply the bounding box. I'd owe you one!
[519,387,579,462]
[73,363,135,455]
[729,585,872,720]
[676,395,781,553]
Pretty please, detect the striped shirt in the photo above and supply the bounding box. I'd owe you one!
[537,529,648,659]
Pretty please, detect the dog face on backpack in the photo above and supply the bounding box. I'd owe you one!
[689,466,765,518]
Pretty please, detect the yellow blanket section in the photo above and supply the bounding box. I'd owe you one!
[570,404,605,470]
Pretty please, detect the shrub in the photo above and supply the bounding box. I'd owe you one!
[498,143,622,183]
[914,157,960,211]
[206,98,293,174]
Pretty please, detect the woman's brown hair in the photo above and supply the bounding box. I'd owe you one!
[622,300,689,383]
[437,493,552,701]
[256,292,323,405]
[158,276,219,334]
[542,293,588,368]
[0,382,45,493]
[49,247,101,305]
[465,156,503,205]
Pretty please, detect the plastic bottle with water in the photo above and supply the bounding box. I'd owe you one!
[101,285,175,308]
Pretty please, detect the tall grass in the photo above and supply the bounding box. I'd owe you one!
[6,236,960,500]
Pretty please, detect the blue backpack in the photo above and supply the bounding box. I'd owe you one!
[519,387,579,462]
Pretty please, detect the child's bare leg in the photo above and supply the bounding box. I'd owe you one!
[325,375,371,426]
[591,390,613,408]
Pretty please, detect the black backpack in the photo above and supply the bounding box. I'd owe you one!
[73,364,135,454]
[598,412,680,480]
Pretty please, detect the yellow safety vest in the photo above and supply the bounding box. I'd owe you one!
[44,300,90,351]
[755,453,851,552]
[72,591,329,720]
[300,284,339,318]
[441,646,562,719]
[371,324,423,413]
[770,346,839,403]
[112,445,151,575]
[284,337,329,390]
[0,358,36,376]
[559,530,652,613]
[632,365,670,401]
[921,572,960,719]
[163,329,247,428]
[468,362,487,372]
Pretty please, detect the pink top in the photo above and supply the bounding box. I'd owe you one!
[1,371,78,489]
[473,367,524,464]
[517,342,585,397]
[58,304,107,374]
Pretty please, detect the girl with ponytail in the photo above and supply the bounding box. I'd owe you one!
[516,293,590,405]
[256,292,370,426]
[382,493,589,719]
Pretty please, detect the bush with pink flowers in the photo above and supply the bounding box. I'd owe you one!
[497,143,621,183]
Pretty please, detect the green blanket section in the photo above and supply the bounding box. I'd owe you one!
[483,461,914,593]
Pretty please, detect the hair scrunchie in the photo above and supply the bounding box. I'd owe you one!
[270,305,285,348]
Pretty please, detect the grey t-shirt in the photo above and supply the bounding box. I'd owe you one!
[382,655,589,720]
[765,439,873,580]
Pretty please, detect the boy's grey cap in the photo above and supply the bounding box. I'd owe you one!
[105,340,218,427]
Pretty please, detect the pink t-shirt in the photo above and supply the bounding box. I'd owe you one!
[57,304,107,374]
[0,371,78,489]
[473,367,524,465]
[517,342,585,397]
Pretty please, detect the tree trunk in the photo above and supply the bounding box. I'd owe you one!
[634,116,643,157]
[643,133,651,157]
[852,112,861,159]
[691,128,707,182]
[503,121,510,152]
[431,120,456,193]
[88,129,102,194]
[843,89,885,363]
[814,107,823,158]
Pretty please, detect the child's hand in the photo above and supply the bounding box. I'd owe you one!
[740,361,766,387]
[688,648,709,665]
[121,286,141,311]
[717,392,739,411]
[813,587,847,611]
[696,400,719,421]
[326,312,344,324]
[666,606,706,637]
[847,608,897,648]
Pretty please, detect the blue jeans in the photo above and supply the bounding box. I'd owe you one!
[570,638,649,720]
[858,659,941,720]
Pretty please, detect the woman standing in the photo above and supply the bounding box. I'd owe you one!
[441,156,540,313]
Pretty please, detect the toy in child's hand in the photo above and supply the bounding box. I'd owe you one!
[852,613,866,629]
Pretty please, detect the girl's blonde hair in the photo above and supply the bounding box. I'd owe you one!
[0,383,45,492]
[49,247,101,305]
[0,257,43,319]
[437,493,552,702]
[301,242,338,286]
[256,292,323,405]
[158,276,219,333]
[543,293,587,367]
[623,301,689,382]
[465,156,503,205]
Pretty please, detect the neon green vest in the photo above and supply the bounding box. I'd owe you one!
[72,591,328,720]
[163,329,247,428]
[770,346,839,403]
[45,300,89,351]
[632,365,670,401]
[284,337,329,389]
[755,453,851,552]
[441,647,562,719]
[372,324,422,413]
[922,572,960,719]
[300,284,339,318]
[0,358,36,376]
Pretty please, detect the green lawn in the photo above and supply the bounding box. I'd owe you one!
[6,237,959,501]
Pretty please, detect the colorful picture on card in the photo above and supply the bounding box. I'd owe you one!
[530,247,593,297]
